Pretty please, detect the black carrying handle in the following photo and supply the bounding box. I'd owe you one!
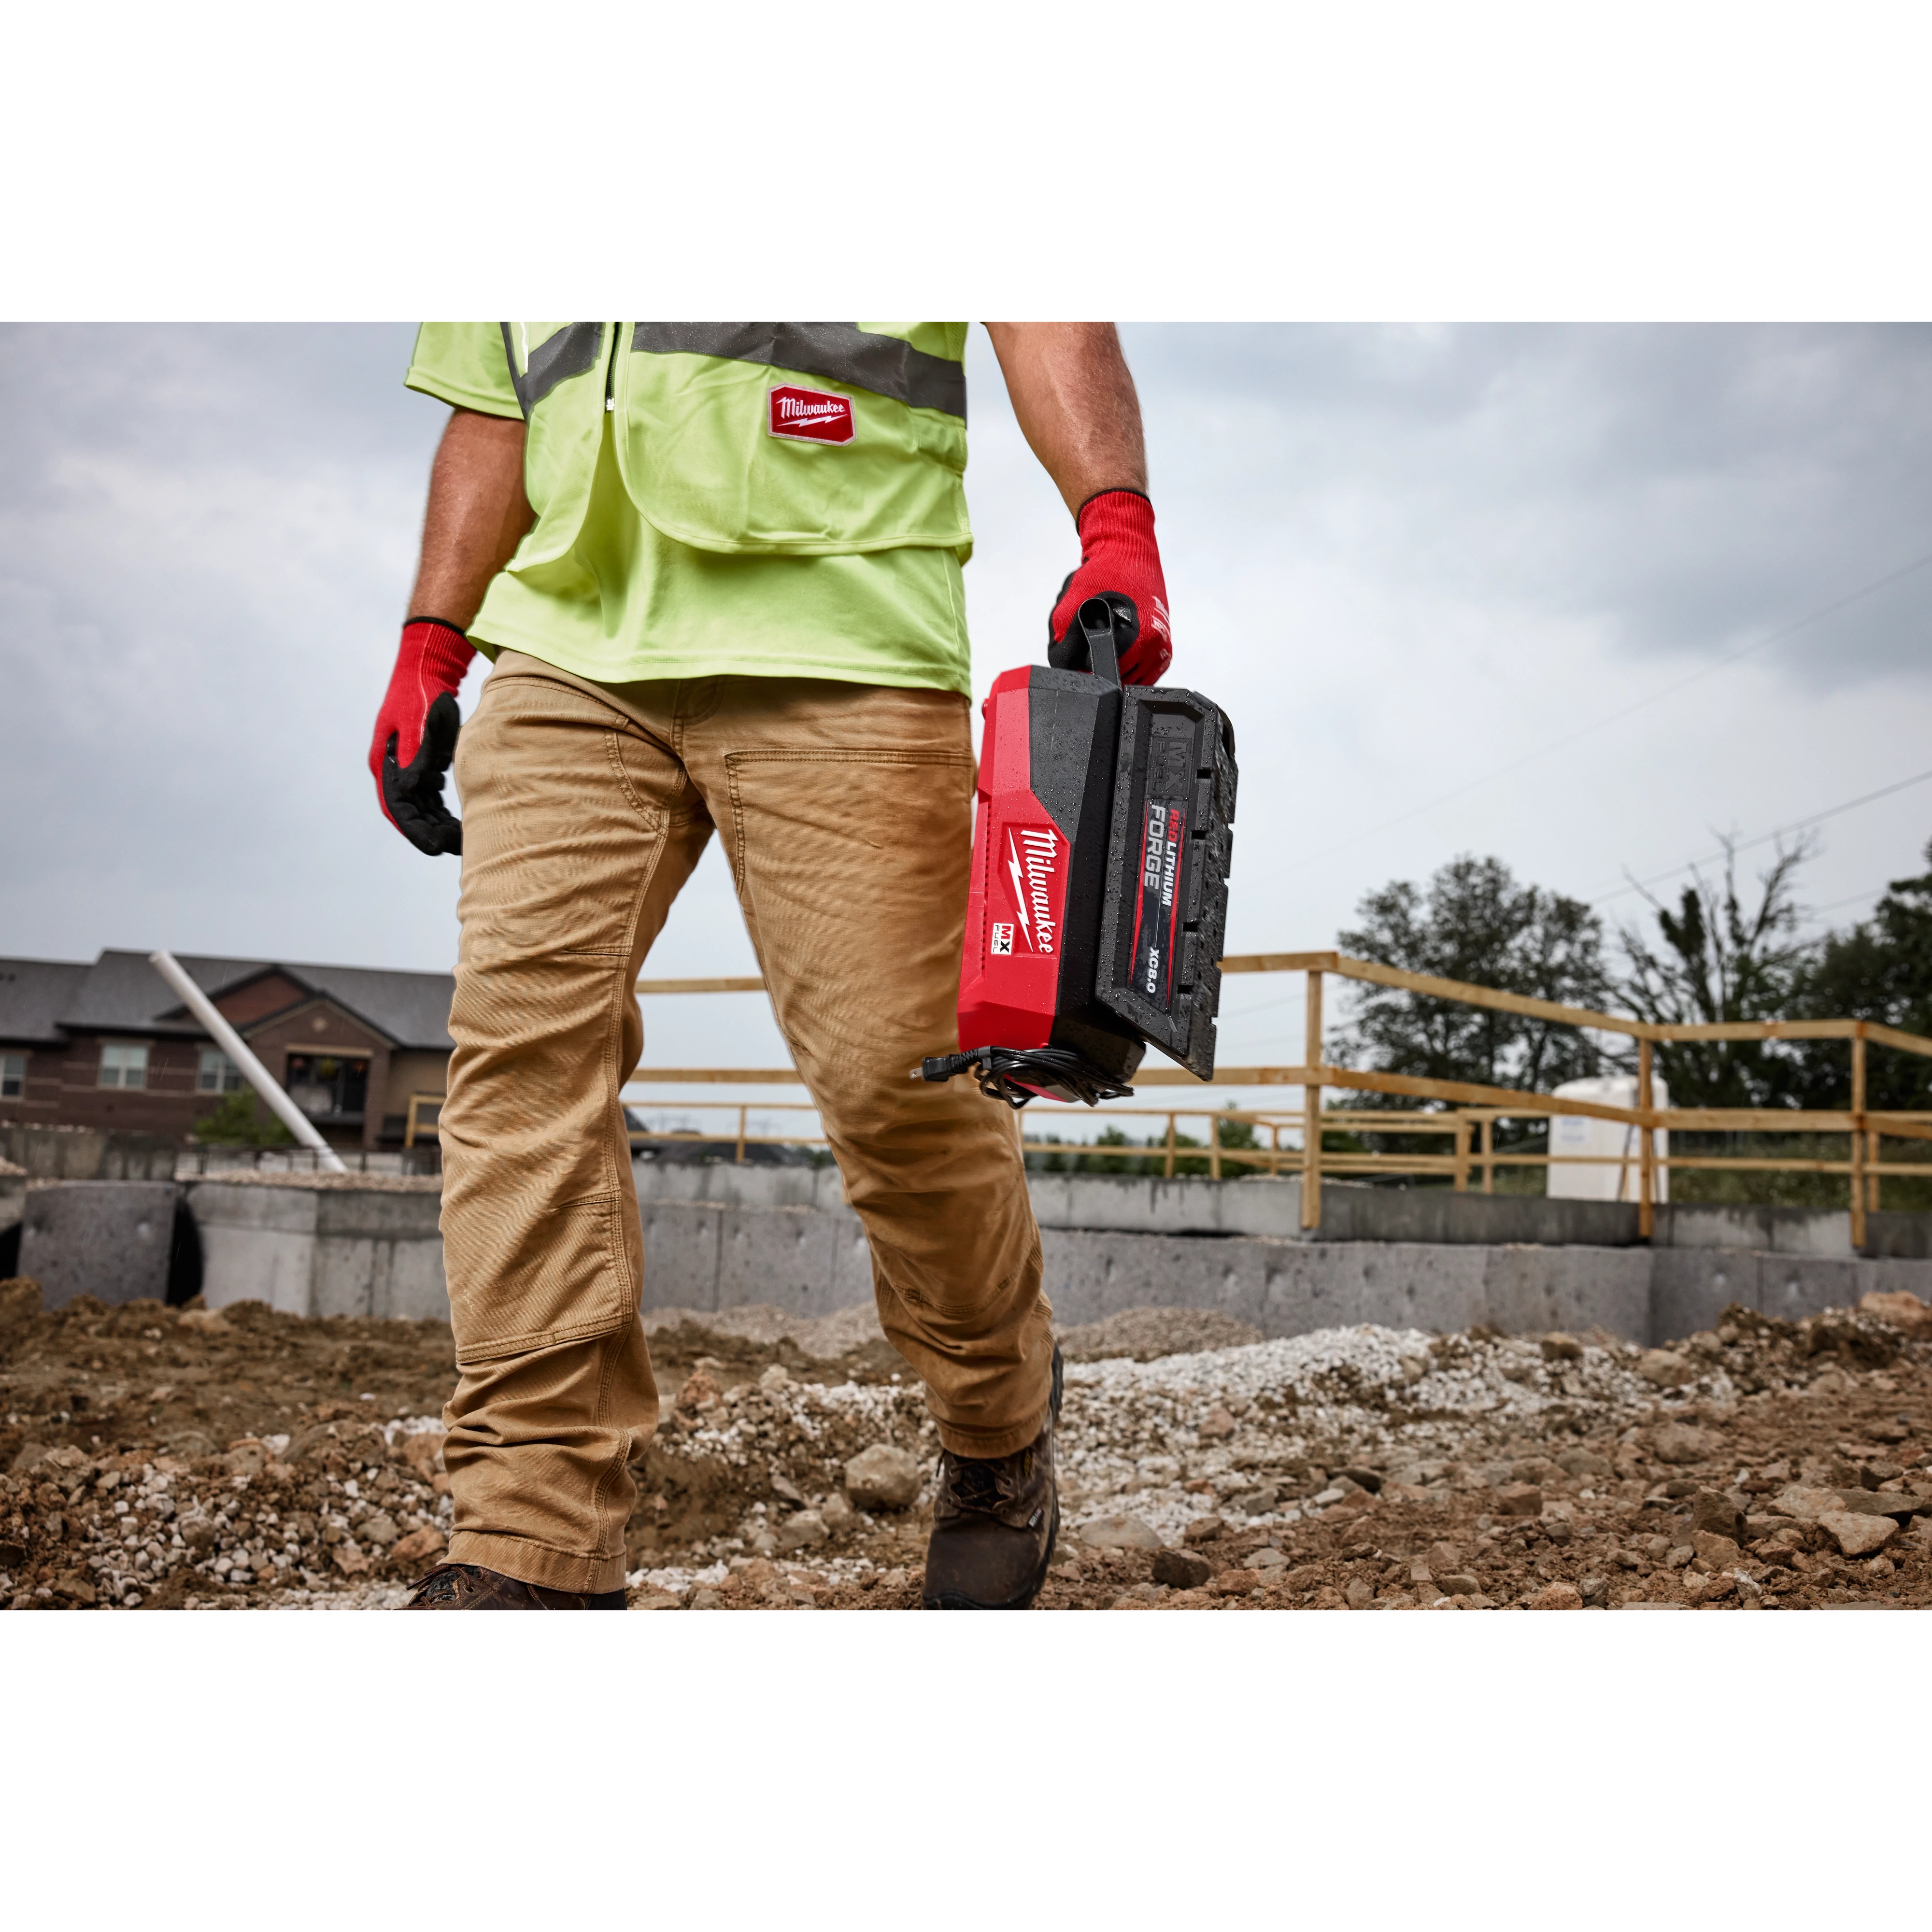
[1078,596,1123,688]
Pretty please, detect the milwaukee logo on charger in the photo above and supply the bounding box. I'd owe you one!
[767,385,855,444]
[994,824,1068,957]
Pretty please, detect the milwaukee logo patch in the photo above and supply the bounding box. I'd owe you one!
[767,385,855,445]
[995,824,1067,957]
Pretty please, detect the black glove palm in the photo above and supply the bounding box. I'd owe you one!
[381,692,464,857]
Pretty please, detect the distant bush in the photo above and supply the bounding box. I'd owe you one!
[193,1090,294,1147]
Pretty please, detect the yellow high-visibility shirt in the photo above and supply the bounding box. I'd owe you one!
[404,322,974,696]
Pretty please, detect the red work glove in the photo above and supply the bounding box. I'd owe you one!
[368,617,475,856]
[1047,488,1173,685]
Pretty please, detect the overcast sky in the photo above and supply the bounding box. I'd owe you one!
[5,322,1931,1121]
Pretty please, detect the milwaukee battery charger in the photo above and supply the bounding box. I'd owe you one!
[920,600,1238,1108]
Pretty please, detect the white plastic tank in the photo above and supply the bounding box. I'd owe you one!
[1547,1074,1668,1202]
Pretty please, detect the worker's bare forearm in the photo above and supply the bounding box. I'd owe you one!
[984,322,1148,516]
[406,409,535,629]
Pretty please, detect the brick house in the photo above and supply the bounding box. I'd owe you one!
[0,951,455,1151]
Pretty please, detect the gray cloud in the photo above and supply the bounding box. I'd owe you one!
[1128,322,1932,684]
[5,322,1930,1091]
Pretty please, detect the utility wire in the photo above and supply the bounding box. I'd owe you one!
[1285,545,1932,874]
[1803,884,1890,920]
[1218,989,1304,1022]
[1590,764,1932,908]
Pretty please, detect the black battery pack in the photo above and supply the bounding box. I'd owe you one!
[1093,676,1239,1080]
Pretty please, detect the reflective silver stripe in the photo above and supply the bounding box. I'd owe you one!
[631,322,966,422]
[498,322,605,417]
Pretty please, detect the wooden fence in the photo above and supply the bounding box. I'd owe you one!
[629,954,1932,1244]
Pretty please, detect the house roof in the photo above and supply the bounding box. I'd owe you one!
[0,959,92,1045]
[0,950,457,1051]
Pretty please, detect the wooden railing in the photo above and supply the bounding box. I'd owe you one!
[630,955,1932,1243]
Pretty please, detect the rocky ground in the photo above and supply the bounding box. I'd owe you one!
[3,1272,1930,1610]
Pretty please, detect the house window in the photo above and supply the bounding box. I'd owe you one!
[1,1053,24,1100]
[197,1048,245,1093]
[99,1042,150,1089]
[284,1052,369,1120]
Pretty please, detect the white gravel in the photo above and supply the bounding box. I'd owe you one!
[184,1318,1734,1604]
[1057,1322,1666,1541]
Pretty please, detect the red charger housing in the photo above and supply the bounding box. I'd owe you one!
[954,663,1145,1103]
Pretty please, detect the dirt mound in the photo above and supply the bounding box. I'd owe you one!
[650,1282,1932,1613]
[4,1279,1931,1610]
[642,1301,891,1363]
[1058,1306,1265,1363]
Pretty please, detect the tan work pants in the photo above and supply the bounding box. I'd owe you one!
[438,653,1052,1593]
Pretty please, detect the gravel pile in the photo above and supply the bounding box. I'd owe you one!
[2,1407,454,1610]
[1057,1307,1263,1362]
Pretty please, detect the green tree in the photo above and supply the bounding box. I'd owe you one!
[1789,838,1932,1111]
[193,1089,295,1147]
[1338,854,1619,1095]
[1614,839,1813,1108]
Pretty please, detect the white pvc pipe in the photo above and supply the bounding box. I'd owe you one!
[149,949,349,1173]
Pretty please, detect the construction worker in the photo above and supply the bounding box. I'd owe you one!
[369,323,1173,1610]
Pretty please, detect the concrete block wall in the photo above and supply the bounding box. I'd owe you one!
[1041,1223,1932,1347]
[630,1159,1895,1258]
[638,1199,874,1319]
[189,1182,447,1321]
[11,1164,1932,1349]
[627,1193,1932,1348]
[17,1181,177,1308]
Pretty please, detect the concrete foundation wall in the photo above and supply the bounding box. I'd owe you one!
[16,1165,1929,1348]
[0,1175,24,1235]
[629,1159,1901,1258]
[638,1199,875,1319]
[189,1182,446,1321]
[628,1193,1932,1348]
[18,1181,177,1308]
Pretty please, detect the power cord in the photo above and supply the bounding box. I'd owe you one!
[913,1046,1137,1109]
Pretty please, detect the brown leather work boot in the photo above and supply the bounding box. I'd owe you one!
[400,1563,627,1610]
[922,1345,1063,1610]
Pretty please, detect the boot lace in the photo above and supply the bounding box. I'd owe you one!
[940,1449,1028,1515]
[407,1563,483,1605]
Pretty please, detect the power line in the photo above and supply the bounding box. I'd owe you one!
[1285,544,1932,874]
[1590,764,1932,908]
[1217,990,1303,1022]
[1803,884,1890,920]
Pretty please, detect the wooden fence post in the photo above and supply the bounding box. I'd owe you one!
[1302,970,1324,1230]
[736,1104,748,1165]
[1453,1116,1469,1192]
[1480,1116,1494,1194]
[1164,1114,1177,1179]
[1637,1038,1656,1241]
[1851,1025,1868,1250]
